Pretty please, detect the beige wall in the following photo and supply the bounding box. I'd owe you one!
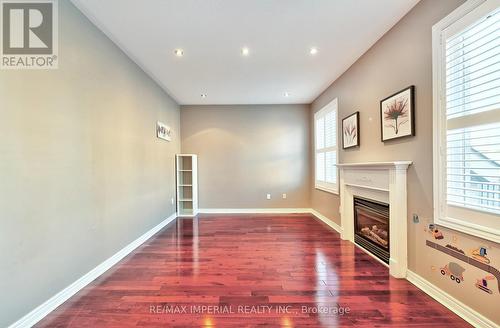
[0,1,180,327]
[181,105,310,209]
[310,0,500,324]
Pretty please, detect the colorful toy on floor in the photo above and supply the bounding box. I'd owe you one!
[440,262,465,284]
[471,247,490,264]
[475,276,495,294]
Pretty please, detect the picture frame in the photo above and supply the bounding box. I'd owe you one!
[156,121,172,141]
[342,111,360,149]
[380,85,415,141]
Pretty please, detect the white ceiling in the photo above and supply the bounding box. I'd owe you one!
[71,0,419,105]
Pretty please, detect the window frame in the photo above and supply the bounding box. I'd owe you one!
[314,98,339,194]
[432,0,500,243]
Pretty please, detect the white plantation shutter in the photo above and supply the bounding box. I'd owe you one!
[434,0,500,242]
[447,124,500,213]
[325,151,337,184]
[325,110,336,149]
[315,98,338,193]
[316,152,325,181]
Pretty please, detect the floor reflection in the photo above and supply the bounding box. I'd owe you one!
[35,214,472,328]
[315,249,339,327]
[176,217,200,276]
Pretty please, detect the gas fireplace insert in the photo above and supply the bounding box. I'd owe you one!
[354,197,390,263]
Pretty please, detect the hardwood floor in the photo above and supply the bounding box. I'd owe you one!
[36,214,471,327]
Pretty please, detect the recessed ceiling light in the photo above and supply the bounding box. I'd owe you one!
[174,48,184,57]
[241,47,250,56]
[283,92,290,97]
[201,93,207,98]
[309,47,318,55]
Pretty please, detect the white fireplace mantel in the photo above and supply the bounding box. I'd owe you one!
[337,161,412,169]
[338,161,412,278]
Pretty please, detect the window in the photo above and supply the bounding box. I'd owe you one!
[315,98,338,194]
[433,0,500,243]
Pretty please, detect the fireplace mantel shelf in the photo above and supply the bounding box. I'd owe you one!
[337,161,412,169]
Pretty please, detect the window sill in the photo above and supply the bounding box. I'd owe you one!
[435,216,500,244]
[315,186,339,195]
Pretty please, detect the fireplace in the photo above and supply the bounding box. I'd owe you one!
[354,197,390,263]
[338,161,411,277]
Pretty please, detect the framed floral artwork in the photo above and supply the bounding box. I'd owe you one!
[342,111,359,149]
[380,86,415,141]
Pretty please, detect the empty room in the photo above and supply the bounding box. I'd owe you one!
[1,0,500,327]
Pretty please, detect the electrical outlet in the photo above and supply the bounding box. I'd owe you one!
[171,197,174,205]
[413,214,419,223]
[266,194,271,200]
[282,193,287,199]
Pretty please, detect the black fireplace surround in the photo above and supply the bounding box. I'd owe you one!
[354,197,390,263]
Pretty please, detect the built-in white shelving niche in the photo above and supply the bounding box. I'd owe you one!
[176,154,198,217]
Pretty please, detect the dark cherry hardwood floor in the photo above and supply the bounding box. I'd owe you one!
[36,214,471,327]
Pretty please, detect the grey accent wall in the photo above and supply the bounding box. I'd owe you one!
[310,0,500,324]
[0,1,180,327]
[181,105,311,209]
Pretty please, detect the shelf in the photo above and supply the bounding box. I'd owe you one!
[176,154,197,217]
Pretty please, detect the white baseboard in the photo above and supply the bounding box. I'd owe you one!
[8,212,178,328]
[198,208,311,214]
[198,208,343,235]
[406,270,497,328]
[309,209,343,234]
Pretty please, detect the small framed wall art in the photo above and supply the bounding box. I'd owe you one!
[380,85,415,141]
[342,111,360,149]
[156,121,172,141]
